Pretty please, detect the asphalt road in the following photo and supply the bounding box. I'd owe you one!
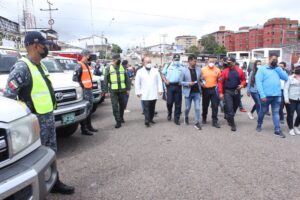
[47,91,300,200]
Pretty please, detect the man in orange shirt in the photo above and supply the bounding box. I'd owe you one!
[201,56,221,128]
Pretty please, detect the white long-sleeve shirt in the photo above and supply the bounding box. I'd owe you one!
[284,75,300,102]
[135,67,163,101]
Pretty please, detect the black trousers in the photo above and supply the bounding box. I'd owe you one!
[224,89,241,123]
[143,100,157,124]
[166,84,182,120]
[202,87,219,122]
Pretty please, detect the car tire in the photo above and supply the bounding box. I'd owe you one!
[57,123,79,137]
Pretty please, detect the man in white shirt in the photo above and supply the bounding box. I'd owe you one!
[135,57,163,127]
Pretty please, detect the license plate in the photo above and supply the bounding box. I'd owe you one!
[62,112,75,125]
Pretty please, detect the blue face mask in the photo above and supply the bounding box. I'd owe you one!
[173,61,180,67]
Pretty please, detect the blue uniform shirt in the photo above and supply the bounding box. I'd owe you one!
[162,62,184,83]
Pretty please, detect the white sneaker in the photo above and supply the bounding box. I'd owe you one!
[294,126,300,135]
[124,109,131,113]
[247,112,254,120]
[289,129,296,136]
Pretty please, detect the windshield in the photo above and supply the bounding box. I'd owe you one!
[41,59,64,73]
[0,49,20,73]
[55,58,78,70]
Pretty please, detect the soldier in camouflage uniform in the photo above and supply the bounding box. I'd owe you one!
[73,49,97,135]
[104,54,131,128]
[4,31,74,195]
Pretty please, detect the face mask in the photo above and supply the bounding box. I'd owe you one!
[257,65,262,68]
[295,69,300,75]
[40,46,48,58]
[271,59,278,67]
[208,63,214,67]
[145,64,152,69]
[173,61,180,66]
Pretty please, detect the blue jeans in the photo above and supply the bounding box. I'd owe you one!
[250,92,261,115]
[185,92,201,124]
[257,96,281,131]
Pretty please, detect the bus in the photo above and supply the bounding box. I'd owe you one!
[251,48,283,65]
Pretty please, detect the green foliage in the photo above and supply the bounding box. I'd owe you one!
[111,43,122,54]
[200,35,227,54]
[187,45,200,55]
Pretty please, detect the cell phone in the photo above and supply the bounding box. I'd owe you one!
[194,81,198,83]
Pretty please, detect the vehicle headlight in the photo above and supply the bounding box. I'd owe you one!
[76,86,83,100]
[9,114,40,155]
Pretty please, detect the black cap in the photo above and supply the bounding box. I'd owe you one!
[24,31,50,47]
[227,57,236,63]
[173,54,180,61]
[81,49,91,56]
[122,60,128,66]
[112,54,121,60]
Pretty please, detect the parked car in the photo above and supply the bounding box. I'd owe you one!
[0,96,57,200]
[51,56,104,109]
[0,46,89,137]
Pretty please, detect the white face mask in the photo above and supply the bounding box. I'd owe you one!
[257,65,262,68]
[145,64,152,69]
[208,63,214,67]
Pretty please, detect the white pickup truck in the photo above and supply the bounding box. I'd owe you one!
[0,96,57,200]
[0,46,88,137]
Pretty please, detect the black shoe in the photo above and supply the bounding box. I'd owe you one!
[231,124,237,132]
[154,112,158,115]
[202,119,207,124]
[51,180,75,195]
[115,123,121,128]
[174,119,180,125]
[121,119,125,123]
[184,117,189,125]
[194,123,202,130]
[274,130,286,138]
[150,120,156,124]
[145,122,150,127]
[81,129,94,136]
[167,115,172,121]
[87,126,98,132]
[212,121,221,128]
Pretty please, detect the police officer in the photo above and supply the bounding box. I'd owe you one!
[73,49,97,135]
[161,54,184,125]
[103,54,131,128]
[4,31,74,194]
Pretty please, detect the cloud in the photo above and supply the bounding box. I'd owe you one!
[1,0,299,50]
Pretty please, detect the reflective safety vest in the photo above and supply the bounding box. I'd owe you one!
[109,65,126,90]
[79,61,92,89]
[21,57,54,114]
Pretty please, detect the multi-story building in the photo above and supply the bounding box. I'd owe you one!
[224,31,235,52]
[248,26,264,50]
[234,27,250,51]
[263,18,298,48]
[0,16,20,48]
[175,35,197,50]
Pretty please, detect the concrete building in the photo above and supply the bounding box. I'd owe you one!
[263,18,298,48]
[0,16,20,48]
[248,26,264,50]
[175,35,197,50]
[205,26,232,47]
[224,31,235,52]
[234,27,250,51]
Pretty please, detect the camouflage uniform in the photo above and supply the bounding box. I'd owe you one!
[4,57,58,152]
[104,64,131,123]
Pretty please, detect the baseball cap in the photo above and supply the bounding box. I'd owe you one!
[122,60,128,66]
[173,54,180,61]
[112,54,121,60]
[227,57,236,63]
[24,31,50,47]
[81,49,91,56]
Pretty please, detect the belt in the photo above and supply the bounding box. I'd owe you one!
[204,86,216,89]
[169,82,180,86]
[224,88,237,91]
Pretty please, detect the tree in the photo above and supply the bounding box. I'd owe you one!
[186,45,200,55]
[200,35,219,54]
[214,45,227,54]
[111,43,122,54]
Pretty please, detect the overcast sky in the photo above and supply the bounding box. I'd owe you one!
[1,0,299,49]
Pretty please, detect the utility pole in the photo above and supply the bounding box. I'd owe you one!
[40,0,58,30]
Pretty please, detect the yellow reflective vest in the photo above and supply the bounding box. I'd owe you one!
[21,57,54,114]
[109,65,126,90]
